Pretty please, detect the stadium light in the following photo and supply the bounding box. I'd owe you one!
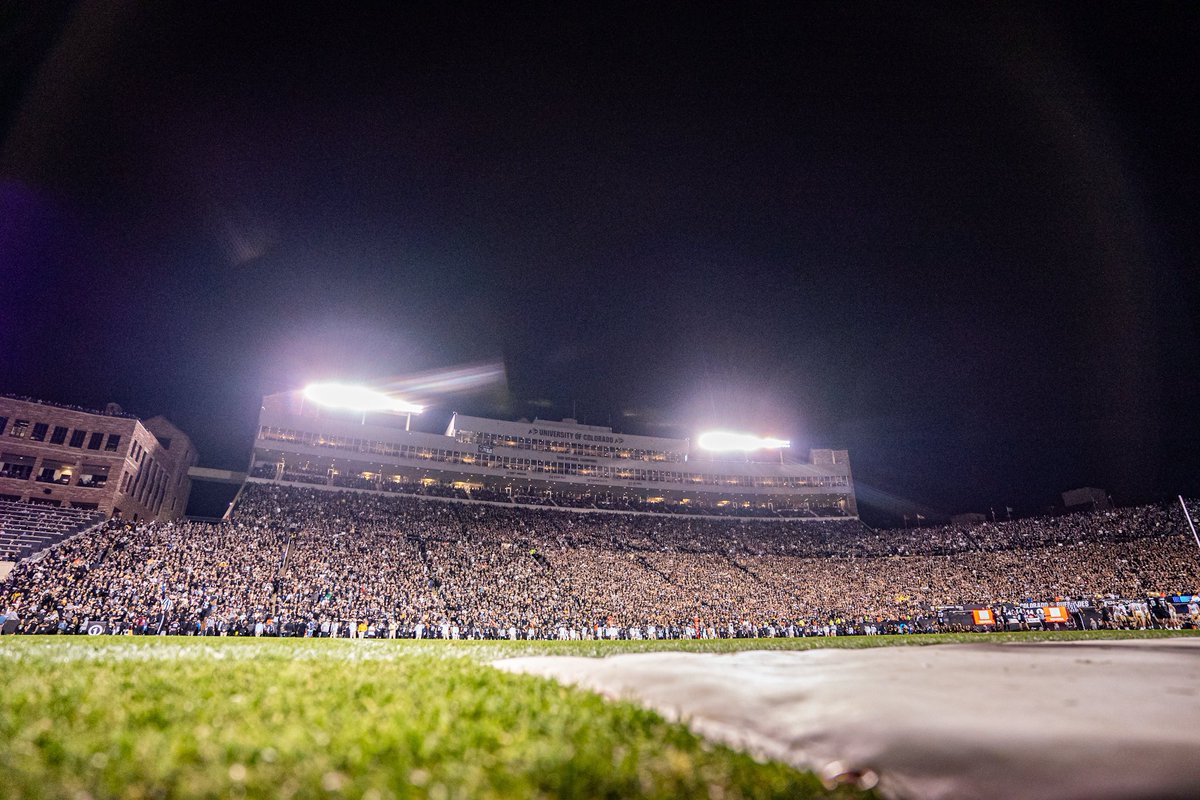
[696,431,791,452]
[303,383,424,415]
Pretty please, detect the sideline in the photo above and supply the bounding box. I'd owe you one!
[496,638,1200,800]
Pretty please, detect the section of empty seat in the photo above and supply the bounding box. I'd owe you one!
[0,500,106,561]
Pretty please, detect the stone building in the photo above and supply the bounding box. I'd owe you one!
[0,395,197,521]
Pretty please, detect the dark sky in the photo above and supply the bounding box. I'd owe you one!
[2,2,1197,524]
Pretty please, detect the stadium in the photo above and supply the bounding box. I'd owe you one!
[4,4,1200,800]
[248,387,856,517]
[2,388,1199,798]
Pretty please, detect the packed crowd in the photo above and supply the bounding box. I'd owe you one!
[2,485,1198,637]
[247,465,849,517]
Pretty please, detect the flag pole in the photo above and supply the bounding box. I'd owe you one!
[1180,496,1200,553]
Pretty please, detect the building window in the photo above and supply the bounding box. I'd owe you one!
[104,434,122,452]
[87,432,104,450]
[35,460,73,484]
[78,465,109,489]
[0,454,35,481]
[50,426,68,445]
[9,420,30,438]
[0,417,7,436]
[30,423,49,442]
[69,430,87,448]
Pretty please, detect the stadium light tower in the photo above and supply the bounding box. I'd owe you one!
[696,431,791,463]
[303,382,424,428]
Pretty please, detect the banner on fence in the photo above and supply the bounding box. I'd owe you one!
[972,609,996,625]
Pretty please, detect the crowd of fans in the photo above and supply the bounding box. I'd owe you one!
[245,465,850,518]
[2,485,1198,637]
[0,394,137,419]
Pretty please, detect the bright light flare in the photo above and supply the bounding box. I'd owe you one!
[388,361,506,396]
[303,383,424,414]
[696,431,791,451]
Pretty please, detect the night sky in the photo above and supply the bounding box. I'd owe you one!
[2,3,1197,524]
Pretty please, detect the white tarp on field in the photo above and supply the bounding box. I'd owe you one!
[495,638,1200,800]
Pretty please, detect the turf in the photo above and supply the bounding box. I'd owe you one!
[0,630,1194,800]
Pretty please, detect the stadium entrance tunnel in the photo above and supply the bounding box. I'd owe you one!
[184,467,248,518]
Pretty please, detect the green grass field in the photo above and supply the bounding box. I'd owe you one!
[1,630,1195,800]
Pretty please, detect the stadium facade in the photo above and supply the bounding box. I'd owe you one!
[250,391,856,516]
[0,396,197,521]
